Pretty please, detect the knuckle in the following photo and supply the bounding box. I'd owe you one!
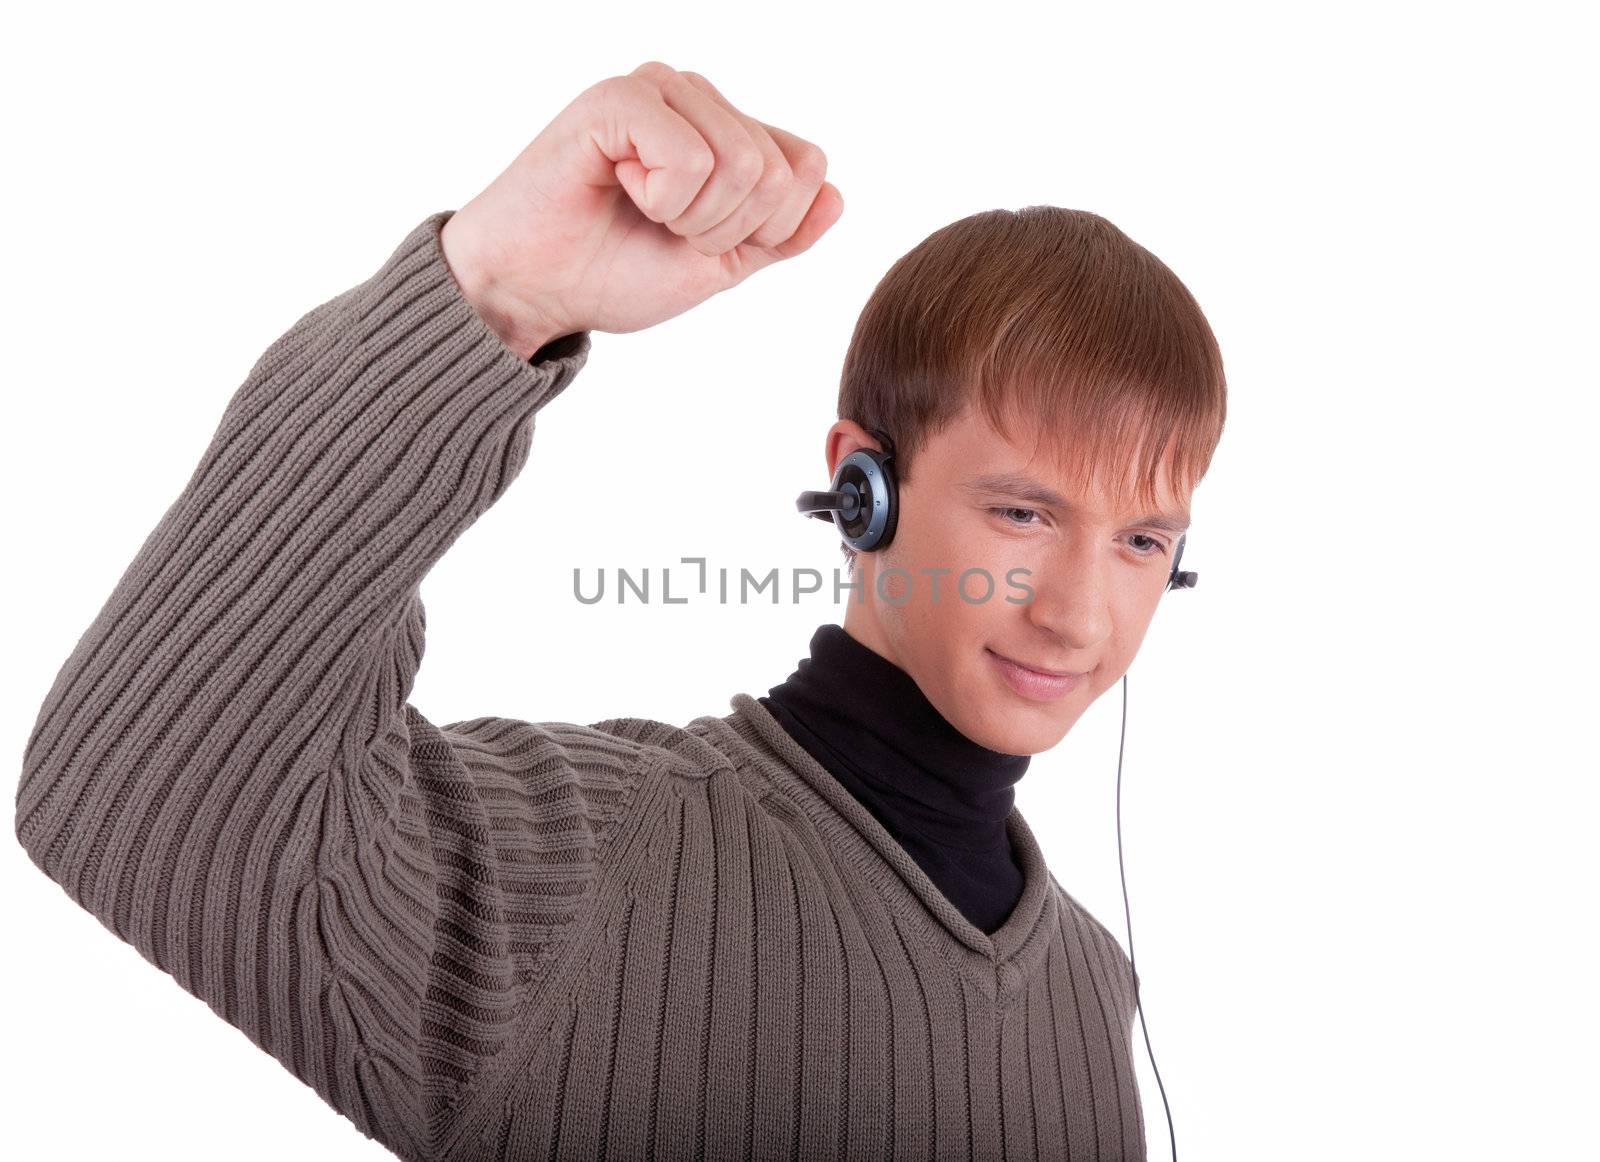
[630,59,676,81]
[688,145,716,174]
[731,147,765,185]
[596,74,648,106]
[755,158,794,197]
[792,143,827,185]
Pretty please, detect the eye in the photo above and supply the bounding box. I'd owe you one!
[989,508,1172,556]
[990,506,1041,527]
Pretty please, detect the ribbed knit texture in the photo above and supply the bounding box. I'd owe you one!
[759,623,1030,936]
[14,210,1146,1160]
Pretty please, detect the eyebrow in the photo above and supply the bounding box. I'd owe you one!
[960,472,1192,533]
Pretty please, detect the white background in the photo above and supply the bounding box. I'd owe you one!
[4,2,1595,1159]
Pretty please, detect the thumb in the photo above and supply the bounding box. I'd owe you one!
[613,157,653,216]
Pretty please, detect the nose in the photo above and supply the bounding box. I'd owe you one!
[1020,545,1112,651]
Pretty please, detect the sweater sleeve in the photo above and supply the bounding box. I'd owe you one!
[13,210,641,1159]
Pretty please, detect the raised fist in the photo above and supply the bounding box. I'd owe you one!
[440,60,845,358]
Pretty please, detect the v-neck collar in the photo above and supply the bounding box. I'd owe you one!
[716,692,1058,992]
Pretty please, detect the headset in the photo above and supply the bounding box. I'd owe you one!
[797,425,1188,1161]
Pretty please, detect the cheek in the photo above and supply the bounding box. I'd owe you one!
[881,534,1031,631]
[889,585,1002,695]
[877,497,1036,641]
[895,487,982,561]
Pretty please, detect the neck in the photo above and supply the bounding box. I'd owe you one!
[759,622,1030,850]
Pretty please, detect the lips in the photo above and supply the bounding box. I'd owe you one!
[990,651,1085,678]
[985,648,1089,702]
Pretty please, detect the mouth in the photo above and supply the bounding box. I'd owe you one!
[985,648,1088,701]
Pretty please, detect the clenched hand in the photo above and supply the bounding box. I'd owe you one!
[440,60,845,359]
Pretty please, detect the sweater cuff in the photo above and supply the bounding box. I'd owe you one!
[388,208,592,396]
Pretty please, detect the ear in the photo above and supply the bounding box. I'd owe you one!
[824,419,880,478]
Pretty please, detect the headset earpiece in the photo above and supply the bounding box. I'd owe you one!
[1166,532,1198,591]
[794,427,899,552]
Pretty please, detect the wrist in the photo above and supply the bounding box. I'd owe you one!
[439,217,559,362]
[469,285,558,363]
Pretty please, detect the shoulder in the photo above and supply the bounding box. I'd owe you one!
[1052,878,1139,1008]
[439,710,735,806]
[583,714,740,784]
[1052,878,1133,968]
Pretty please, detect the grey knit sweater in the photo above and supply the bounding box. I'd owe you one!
[14,210,1147,1161]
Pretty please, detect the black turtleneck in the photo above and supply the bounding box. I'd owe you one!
[758,623,1031,935]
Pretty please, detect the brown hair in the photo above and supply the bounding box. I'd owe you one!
[834,205,1227,571]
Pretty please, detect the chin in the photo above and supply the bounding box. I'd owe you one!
[957,704,1071,757]
[995,723,1068,757]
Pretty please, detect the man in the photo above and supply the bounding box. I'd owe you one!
[15,59,1223,1161]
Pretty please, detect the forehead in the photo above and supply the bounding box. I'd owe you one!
[924,399,1193,522]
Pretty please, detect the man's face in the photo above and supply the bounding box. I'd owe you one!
[835,405,1192,756]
